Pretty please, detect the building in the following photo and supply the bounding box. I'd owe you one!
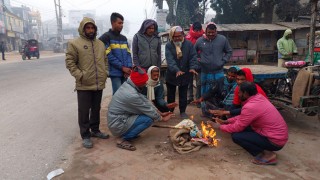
[12,6,33,41]
[4,11,23,51]
[29,10,43,43]
[0,1,6,43]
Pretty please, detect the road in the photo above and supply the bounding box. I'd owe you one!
[0,54,111,180]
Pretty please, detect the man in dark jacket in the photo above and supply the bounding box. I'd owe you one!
[66,17,109,149]
[165,26,198,119]
[99,12,132,95]
[132,19,161,70]
[0,41,5,60]
[194,22,232,96]
[193,66,239,118]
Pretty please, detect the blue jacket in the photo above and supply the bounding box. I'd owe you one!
[99,29,132,77]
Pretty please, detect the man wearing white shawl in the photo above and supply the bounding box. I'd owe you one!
[143,66,178,112]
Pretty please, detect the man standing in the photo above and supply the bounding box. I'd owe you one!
[165,26,198,118]
[132,19,161,70]
[194,22,232,95]
[66,17,109,149]
[99,12,132,94]
[211,82,288,165]
[108,66,173,151]
[277,29,298,67]
[0,41,6,60]
[185,22,204,105]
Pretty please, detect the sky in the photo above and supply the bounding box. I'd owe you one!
[10,0,162,38]
[9,0,215,38]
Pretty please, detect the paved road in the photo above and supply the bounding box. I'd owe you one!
[0,55,111,179]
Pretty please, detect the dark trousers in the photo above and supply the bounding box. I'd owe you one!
[187,72,201,101]
[1,51,5,60]
[231,127,283,156]
[166,83,188,113]
[77,90,103,139]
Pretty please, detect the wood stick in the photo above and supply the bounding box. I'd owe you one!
[152,124,183,129]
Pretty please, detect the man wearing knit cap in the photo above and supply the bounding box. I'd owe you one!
[107,66,174,151]
[165,26,198,119]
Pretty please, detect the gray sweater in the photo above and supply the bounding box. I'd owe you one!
[107,79,161,137]
[194,34,232,73]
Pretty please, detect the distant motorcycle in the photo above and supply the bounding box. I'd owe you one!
[21,39,40,60]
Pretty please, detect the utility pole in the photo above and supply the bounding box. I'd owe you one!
[308,0,318,64]
[54,0,63,51]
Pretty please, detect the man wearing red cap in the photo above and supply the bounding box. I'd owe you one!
[107,66,173,151]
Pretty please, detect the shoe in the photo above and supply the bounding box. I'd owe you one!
[180,112,189,119]
[91,131,109,139]
[82,138,93,148]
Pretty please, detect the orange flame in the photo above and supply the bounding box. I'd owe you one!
[201,121,218,147]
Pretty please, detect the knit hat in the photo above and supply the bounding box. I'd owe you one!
[130,66,149,87]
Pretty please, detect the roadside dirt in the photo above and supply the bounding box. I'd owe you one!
[56,95,320,180]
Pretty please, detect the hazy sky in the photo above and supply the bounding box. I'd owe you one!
[11,0,161,37]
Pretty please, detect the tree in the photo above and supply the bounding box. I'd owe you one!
[210,0,260,23]
[165,0,206,27]
[274,0,302,22]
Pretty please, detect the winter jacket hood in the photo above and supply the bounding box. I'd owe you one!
[138,19,159,35]
[78,17,97,39]
[242,68,254,82]
[185,25,204,44]
[277,29,297,59]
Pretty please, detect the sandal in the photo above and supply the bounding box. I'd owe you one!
[116,140,136,151]
[252,157,278,165]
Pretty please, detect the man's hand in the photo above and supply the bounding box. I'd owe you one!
[122,67,132,75]
[189,69,198,75]
[166,102,178,109]
[192,97,203,104]
[124,73,130,78]
[176,71,185,77]
[212,117,228,125]
[209,109,227,117]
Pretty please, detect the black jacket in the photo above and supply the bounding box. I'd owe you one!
[165,40,198,86]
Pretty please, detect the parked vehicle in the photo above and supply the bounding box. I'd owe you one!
[21,39,40,60]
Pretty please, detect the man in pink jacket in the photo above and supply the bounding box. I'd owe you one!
[211,82,288,165]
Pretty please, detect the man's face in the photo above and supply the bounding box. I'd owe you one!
[206,29,217,40]
[172,31,183,43]
[151,70,160,81]
[286,34,292,39]
[84,23,96,39]
[239,90,249,102]
[145,25,155,37]
[236,75,246,85]
[112,18,123,32]
[227,72,237,83]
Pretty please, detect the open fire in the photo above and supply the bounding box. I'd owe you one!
[200,121,218,147]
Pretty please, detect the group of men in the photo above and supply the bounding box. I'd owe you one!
[65,12,289,165]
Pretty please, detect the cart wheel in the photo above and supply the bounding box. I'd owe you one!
[37,54,40,59]
[28,56,31,60]
[22,55,26,60]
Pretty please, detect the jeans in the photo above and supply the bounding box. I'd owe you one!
[122,115,153,140]
[166,83,188,113]
[231,127,283,156]
[110,76,126,95]
[77,90,103,139]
